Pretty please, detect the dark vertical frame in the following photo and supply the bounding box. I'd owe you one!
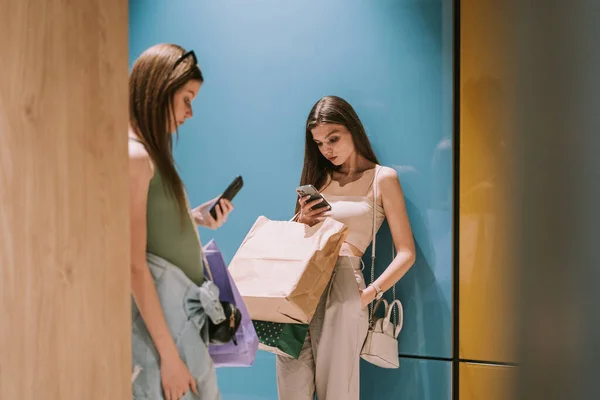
[451,0,461,398]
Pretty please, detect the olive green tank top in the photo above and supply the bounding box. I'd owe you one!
[131,138,205,285]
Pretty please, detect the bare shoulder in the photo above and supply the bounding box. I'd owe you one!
[128,139,154,181]
[377,166,400,187]
[376,165,404,203]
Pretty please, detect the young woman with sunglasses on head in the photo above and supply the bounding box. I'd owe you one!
[129,44,232,400]
[276,96,416,400]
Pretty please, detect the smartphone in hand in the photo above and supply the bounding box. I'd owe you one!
[209,176,244,219]
[296,185,331,210]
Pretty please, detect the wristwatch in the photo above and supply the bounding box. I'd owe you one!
[369,283,384,300]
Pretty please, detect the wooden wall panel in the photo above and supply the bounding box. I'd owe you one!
[0,1,130,398]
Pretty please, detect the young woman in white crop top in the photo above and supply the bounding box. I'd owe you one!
[276,96,416,400]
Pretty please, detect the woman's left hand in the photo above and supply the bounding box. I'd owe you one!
[193,198,234,229]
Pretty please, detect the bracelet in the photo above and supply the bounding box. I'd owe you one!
[368,283,383,300]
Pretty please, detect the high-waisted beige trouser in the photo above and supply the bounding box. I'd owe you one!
[276,256,369,400]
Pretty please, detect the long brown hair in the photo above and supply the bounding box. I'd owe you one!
[296,95,380,213]
[129,43,203,216]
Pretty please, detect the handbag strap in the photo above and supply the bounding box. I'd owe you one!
[200,245,214,282]
[368,166,397,322]
[369,167,378,288]
[383,299,404,338]
[368,298,388,326]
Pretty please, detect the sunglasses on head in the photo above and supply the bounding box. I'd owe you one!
[172,50,197,70]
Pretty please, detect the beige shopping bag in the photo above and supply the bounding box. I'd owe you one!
[228,216,347,324]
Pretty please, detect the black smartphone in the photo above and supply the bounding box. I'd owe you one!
[296,185,331,210]
[210,176,243,219]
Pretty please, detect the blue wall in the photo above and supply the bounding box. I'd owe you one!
[130,1,453,398]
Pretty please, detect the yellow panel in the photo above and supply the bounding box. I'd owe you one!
[459,0,519,363]
[460,363,517,400]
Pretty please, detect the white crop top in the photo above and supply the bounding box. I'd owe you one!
[321,166,386,253]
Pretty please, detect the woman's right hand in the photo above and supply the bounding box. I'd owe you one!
[160,355,198,400]
[298,195,330,226]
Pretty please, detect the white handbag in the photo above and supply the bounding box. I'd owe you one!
[359,166,404,368]
[360,298,404,368]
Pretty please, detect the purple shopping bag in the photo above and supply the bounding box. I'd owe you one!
[203,239,259,367]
